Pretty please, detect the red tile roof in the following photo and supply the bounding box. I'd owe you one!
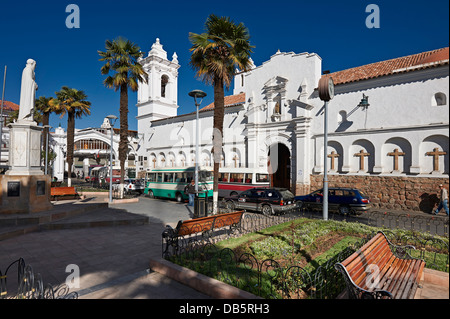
[0,100,20,111]
[328,47,449,85]
[200,92,246,111]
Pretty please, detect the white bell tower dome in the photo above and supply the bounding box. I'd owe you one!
[136,38,180,123]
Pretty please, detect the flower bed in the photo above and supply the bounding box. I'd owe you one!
[169,218,449,299]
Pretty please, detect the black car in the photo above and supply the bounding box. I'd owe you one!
[224,187,296,216]
[295,187,371,215]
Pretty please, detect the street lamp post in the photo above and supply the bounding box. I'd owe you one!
[43,125,52,175]
[106,115,118,204]
[188,90,207,195]
[318,74,334,221]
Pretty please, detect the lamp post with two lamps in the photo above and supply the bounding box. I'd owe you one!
[106,115,118,204]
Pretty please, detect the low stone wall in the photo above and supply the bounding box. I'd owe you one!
[309,175,449,212]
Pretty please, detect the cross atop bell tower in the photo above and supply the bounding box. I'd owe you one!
[136,38,180,123]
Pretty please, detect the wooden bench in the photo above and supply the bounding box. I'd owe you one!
[335,231,426,299]
[162,211,245,256]
[50,187,80,201]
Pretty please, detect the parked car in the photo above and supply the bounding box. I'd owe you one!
[223,187,296,216]
[123,178,144,194]
[295,187,370,215]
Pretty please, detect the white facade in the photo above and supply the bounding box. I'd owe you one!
[136,40,449,194]
[51,120,140,181]
[312,67,449,177]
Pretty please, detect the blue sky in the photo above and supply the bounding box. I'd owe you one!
[1,0,448,132]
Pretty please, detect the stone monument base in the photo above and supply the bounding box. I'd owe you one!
[0,174,53,214]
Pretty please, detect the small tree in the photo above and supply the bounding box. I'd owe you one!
[51,86,91,187]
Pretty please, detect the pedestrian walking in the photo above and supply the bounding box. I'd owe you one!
[185,180,196,207]
[433,184,449,216]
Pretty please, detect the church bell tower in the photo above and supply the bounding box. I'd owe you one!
[136,38,180,126]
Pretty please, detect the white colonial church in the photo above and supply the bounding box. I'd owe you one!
[136,39,448,211]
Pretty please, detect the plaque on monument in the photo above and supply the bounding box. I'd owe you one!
[7,181,21,197]
[36,180,46,196]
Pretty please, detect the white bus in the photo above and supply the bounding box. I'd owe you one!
[144,167,213,202]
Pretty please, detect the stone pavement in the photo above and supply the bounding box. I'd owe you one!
[0,196,209,299]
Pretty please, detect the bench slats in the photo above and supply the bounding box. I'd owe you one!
[337,231,426,299]
[177,215,216,236]
[388,258,415,298]
[50,187,79,201]
[176,211,244,237]
[347,239,392,286]
[213,212,243,229]
[51,187,77,196]
[352,245,394,288]
[342,233,385,268]
[401,260,425,299]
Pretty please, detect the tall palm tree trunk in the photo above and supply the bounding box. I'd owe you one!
[119,83,128,198]
[212,77,225,214]
[66,112,75,187]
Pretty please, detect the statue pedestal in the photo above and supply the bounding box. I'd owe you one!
[6,120,43,176]
[0,174,52,214]
[0,121,52,214]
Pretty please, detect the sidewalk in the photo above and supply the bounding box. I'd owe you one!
[0,197,209,299]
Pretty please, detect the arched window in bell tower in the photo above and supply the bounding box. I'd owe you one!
[161,75,169,98]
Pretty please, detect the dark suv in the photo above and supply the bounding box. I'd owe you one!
[224,187,296,216]
[295,187,370,215]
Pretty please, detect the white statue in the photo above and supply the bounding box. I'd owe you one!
[18,59,38,121]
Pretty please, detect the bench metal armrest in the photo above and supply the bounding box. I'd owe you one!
[378,231,417,259]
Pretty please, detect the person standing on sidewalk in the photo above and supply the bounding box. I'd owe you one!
[185,180,196,207]
[433,184,449,216]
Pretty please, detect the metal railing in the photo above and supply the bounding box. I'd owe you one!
[0,258,78,299]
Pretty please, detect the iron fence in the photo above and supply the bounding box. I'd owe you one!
[296,208,448,237]
[0,258,78,299]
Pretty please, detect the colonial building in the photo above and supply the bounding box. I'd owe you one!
[136,38,449,212]
[51,118,141,181]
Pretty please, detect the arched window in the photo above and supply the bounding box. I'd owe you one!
[161,75,169,98]
[432,92,447,106]
[274,102,281,115]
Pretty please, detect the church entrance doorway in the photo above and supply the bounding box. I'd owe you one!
[268,143,291,189]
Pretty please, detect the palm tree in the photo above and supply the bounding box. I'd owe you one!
[6,108,42,125]
[52,86,91,186]
[98,37,147,194]
[35,96,56,172]
[189,14,254,214]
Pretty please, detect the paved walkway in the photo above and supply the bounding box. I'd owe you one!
[0,197,208,299]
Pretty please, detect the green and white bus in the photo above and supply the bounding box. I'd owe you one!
[143,167,213,202]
